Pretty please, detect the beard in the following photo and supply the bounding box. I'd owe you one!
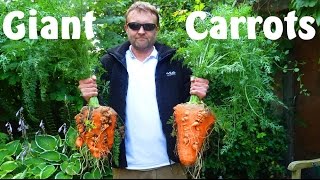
[130,36,155,52]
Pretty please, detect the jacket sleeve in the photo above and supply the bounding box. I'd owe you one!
[181,61,193,103]
[96,53,115,106]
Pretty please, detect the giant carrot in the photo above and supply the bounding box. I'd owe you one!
[173,82,216,166]
[74,96,117,159]
[171,23,228,177]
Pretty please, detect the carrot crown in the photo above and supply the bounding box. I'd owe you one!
[88,96,100,108]
[189,94,201,104]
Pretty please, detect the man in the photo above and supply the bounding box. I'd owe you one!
[78,1,209,179]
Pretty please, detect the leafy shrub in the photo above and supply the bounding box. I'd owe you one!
[0,124,112,179]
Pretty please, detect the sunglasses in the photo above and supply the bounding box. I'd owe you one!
[127,22,157,31]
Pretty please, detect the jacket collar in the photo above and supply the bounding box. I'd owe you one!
[107,41,176,65]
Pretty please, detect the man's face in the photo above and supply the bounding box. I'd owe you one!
[125,9,158,52]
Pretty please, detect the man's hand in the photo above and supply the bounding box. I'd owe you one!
[78,75,98,102]
[190,77,209,99]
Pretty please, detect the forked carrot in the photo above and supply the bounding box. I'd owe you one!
[74,96,117,158]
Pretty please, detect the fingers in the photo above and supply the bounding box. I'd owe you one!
[191,77,209,84]
[78,75,98,102]
[190,77,209,99]
[79,75,96,85]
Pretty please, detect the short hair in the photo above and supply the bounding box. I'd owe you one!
[125,1,160,27]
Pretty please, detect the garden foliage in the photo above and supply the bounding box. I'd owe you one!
[0,0,312,179]
[0,112,112,179]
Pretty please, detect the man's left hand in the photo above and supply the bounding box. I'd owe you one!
[190,77,209,99]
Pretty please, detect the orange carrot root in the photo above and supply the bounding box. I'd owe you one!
[75,136,84,148]
[173,103,215,166]
[74,104,117,159]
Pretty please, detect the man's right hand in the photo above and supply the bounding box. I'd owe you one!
[78,75,98,102]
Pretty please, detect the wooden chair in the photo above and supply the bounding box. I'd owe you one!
[287,158,320,179]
